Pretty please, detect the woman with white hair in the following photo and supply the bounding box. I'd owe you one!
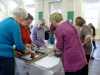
[0,7,31,75]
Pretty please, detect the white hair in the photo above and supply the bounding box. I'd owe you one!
[12,7,28,19]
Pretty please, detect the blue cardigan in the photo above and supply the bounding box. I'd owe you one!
[0,17,25,57]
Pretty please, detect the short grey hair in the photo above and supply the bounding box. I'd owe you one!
[12,7,28,19]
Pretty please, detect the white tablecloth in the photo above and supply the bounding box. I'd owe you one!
[15,56,64,75]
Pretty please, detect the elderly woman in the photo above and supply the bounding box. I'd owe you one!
[0,8,31,75]
[50,13,87,75]
[15,13,34,57]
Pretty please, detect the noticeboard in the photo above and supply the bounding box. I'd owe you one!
[38,11,43,20]
[67,11,74,23]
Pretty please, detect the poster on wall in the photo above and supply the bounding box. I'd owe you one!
[49,2,63,14]
[38,11,43,20]
[67,11,74,23]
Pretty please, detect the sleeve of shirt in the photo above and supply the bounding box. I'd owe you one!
[12,22,26,51]
[55,30,64,51]
[31,27,44,47]
[21,27,32,44]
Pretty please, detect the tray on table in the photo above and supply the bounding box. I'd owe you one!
[18,48,54,64]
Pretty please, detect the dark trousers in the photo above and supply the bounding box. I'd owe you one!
[0,57,15,75]
[86,55,90,63]
[65,65,88,75]
[92,40,96,49]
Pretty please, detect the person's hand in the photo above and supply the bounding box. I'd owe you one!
[26,44,32,49]
[16,51,23,57]
[32,44,37,47]
[44,44,47,48]
[31,52,35,59]
[24,49,32,55]
[25,44,33,55]
[53,48,62,57]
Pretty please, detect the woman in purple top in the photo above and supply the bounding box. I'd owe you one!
[50,13,87,75]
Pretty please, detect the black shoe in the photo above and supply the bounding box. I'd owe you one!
[94,47,97,50]
[90,56,94,60]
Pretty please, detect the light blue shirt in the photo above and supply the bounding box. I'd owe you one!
[31,26,45,47]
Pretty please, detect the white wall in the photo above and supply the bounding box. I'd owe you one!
[83,2,100,39]
[43,0,74,26]
[43,0,100,40]
[73,0,84,18]
[43,0,49,26]
[61,0,74,19]
[43,0,84,25]
[74,0,84,23]
[34,0,44,21]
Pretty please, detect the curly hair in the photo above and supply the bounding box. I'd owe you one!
[50,12,63,23]
[75,16,86,26]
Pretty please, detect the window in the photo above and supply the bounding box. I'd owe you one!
[49,2,63,14]
[84,3,100,28]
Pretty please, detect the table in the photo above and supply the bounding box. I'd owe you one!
[15,56,64,75]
